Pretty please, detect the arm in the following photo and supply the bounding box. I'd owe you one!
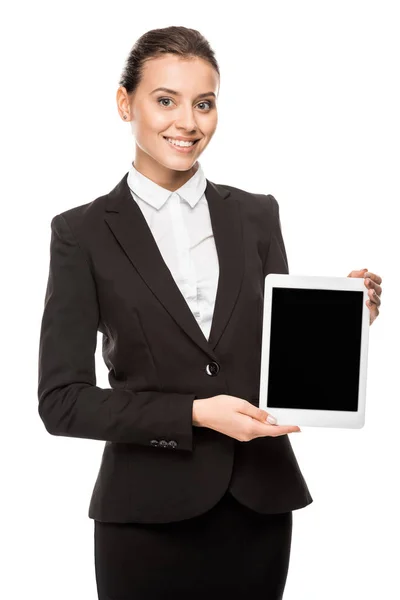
[263,195,289,276]
[37,214,196,452]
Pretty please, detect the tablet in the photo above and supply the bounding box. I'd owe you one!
[258,274,370,428]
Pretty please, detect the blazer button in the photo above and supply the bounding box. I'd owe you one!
[150,439,159,447]
[205,361,220,376]
[168,440,178,449]
[159,440,168,448]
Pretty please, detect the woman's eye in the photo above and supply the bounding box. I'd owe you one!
[197,101,213,110]
[158,98,173,107]
[157,97,213,110]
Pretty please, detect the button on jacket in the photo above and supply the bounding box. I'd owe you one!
[37,164,313,523]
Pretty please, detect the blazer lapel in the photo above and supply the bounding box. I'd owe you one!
[104,172,244,359]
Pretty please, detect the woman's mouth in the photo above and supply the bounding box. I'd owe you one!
[162,136,200,153]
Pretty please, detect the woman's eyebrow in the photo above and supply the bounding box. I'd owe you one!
[150,87,216,99]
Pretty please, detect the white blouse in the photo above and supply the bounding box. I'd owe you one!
[127,160,219,341]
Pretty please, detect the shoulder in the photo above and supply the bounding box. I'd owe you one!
[58,192,107,227]
[49,190,109,244]
[215,181,279,217]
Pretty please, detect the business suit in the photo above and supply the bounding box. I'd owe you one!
[38,168,312,597]
[38,168,313,521]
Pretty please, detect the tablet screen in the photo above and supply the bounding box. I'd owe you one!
[267,287,364,411]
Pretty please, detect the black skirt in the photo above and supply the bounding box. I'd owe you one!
[94,489,293,600]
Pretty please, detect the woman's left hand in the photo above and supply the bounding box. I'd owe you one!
[347,268,382,325]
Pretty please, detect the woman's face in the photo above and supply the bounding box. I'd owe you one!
[117,53,219,183]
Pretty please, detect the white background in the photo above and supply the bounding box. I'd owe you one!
[2,1,399,598]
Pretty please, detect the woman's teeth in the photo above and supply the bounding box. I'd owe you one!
[164,137,196,147]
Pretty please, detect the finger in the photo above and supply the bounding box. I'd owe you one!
[366,298,379,324]
[251,412,277,424]
[242,403,277,424]
[260,423,301,436]
[364,271,383,286]
[364,276,382,299]
[347,269,368,278]
[367,287,381,307]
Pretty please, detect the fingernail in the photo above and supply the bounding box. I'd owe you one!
[266,415,277,424]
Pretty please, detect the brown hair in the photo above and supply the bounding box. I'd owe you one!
[118,26,220,95]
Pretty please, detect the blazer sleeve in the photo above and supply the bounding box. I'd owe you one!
[37,213,196,452]
[263,195,289,276]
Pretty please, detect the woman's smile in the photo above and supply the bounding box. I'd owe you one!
[163,135,200,153]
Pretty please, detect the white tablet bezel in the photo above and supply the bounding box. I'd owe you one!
[259,274,370,429]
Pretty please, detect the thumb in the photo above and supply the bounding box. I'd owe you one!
[254,407,277,424]
[348,268,368,278]
[242,404,270,422]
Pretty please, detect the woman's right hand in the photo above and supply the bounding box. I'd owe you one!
[192,394,301,441]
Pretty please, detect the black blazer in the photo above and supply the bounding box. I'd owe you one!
[37,171,313,523]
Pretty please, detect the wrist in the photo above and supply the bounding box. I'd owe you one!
[192,399,206,427]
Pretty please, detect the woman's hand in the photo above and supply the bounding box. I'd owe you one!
[348,268,382,325]
[192,395,300,441]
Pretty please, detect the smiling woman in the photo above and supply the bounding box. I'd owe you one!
[90,26,296,600]
[37,23,308,600]
[115,29,220,191]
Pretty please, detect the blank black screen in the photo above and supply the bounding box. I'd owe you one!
[267,288,363,411]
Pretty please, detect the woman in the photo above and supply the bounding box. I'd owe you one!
[37,25,382,600]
